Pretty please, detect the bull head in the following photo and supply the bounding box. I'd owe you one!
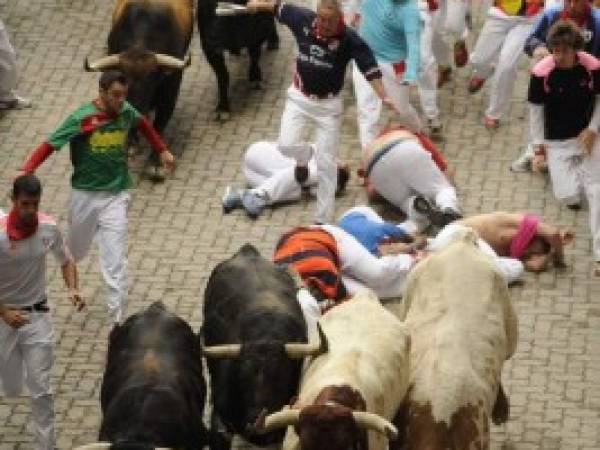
[255,406,399,440]
[202,322,329,359]
[84,51,191,73]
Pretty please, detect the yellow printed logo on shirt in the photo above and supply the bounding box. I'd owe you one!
[89,130,126,152]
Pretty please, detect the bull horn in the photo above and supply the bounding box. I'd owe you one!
[73,444,112,450]
[202,343,242,358]
[155,52,191,70]
[284,322,328,359]
[258,407,301,433]
[74,444,172,450]
[84,54,121,72]
[352,411,398,440]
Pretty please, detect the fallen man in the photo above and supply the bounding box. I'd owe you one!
[222,140,349,218]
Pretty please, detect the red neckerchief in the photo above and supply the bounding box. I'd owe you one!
[312,16,345,43]
[6,209,38,241]
[560,4,591,27]
[80,99,114,133]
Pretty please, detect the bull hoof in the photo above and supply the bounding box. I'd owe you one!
[492,384,510,425]
[147,165,166,183]
[249,80,261,90]
[214,110,231,121]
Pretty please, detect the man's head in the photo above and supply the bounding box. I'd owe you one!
[316,0,343,38]
[521,236,552,272]
[566,0,590,19]
[99,70,129,115]
[11,174,42,226]
[547,20,585,68]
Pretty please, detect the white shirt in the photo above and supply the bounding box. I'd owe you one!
[0,209,69,307]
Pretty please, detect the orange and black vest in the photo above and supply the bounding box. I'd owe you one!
[273,227,347,302]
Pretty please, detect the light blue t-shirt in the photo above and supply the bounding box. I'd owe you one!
[358,0,421,81]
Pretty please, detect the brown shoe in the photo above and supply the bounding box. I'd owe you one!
[454,40,468,67]
[437,66,452,88]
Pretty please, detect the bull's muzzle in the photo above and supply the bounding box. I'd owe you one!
[202,322,329,359]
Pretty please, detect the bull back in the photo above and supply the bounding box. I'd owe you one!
[99,301,207,449]
[398,231,518,450]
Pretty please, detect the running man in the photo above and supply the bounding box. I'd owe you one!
[18,70,175,323]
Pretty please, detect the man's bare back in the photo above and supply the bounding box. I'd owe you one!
[459,212,524,256]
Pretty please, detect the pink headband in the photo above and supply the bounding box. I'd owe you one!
[509,215,540,259]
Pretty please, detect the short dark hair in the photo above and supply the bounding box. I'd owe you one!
[99,69,128,90]
[547,20,585,51]
[12,174,42,199]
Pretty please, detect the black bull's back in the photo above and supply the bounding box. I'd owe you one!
[202,244,307,445]
[99,302,207,449]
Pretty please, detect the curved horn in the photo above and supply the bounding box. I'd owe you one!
[155,52,191,70]
[73,444,112,450]
[258,408,301,433]
[74,444,172,450]
[352,411,398,440]
[202,343,242,358]
[84,54,121,72]
[285,322,329,359]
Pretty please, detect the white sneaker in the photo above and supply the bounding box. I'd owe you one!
[426,117,443,137]
[510,150,532,173]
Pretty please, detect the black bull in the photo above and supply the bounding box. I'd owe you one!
[202,244,327,450]
[197,0,279,119]
[86,0,193,166]
[98,301,207,449]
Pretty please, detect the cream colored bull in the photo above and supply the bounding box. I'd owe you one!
[257,289,411,450]
[397,228,518,450]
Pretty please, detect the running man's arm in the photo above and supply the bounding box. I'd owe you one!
[402,4,421,83]
[20,113,80,172]
[135,116,175,171]
[51,226,85,311]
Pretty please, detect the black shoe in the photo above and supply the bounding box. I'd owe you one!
[336,166,350,194]
[294,165,309,184]
[567,203,581,211]
[413,196,446,227]
[441,208,463,226]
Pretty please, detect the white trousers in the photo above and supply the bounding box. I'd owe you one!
[428,223,525,283]
[0,313,54,450]
[322,224,415,299]
[431,0,470,68]
[0,19,18,102]
[67,190,129,323]
[469,8,536,120]
[353,61,423,150]
[418,5,440,121]
[368,140,459,233]
[278,85,342,223]
[546,138,600,261]
[244,141,318,204]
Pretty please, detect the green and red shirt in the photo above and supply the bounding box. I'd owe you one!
[22,100,167,192]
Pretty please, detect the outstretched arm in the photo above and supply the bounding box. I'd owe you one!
[136,116,175,171]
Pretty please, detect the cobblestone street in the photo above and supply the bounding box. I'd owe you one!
[0,1,599,449]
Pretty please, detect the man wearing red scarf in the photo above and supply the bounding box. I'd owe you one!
[248,0,391,224]
[0,174,83,450]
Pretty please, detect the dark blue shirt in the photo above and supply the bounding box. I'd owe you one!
[276,3,381,97]
[525,7,600,57]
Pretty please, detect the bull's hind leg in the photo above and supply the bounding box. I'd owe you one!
[209,412,233,450]
[492,383,510,425]
[248,44,262,90]
[266,20,279,50]
[203,48,231,120]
